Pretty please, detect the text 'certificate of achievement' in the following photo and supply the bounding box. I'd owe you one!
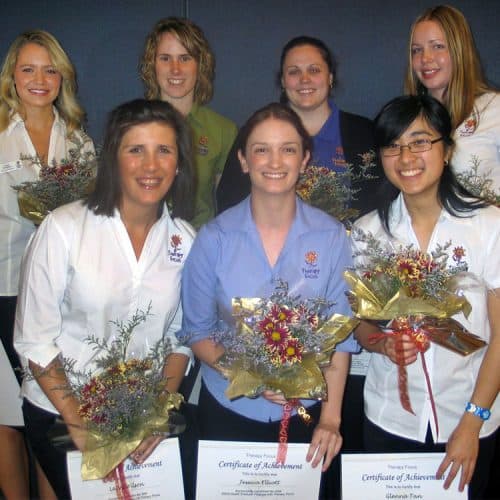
[342,453,467,500]
[196,441,321,500]
[67,437,184,500]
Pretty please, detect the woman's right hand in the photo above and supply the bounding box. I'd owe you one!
[261,390,288,405]
[382,333,418,366]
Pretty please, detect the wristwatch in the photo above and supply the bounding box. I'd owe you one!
[465,402,491,421]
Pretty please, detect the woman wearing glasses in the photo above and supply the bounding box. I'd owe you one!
[354,95,499,499]
[405,5,500,193]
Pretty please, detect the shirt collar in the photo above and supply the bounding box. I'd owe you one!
[219,196,328,238]
[389,192,452,227]
[7,106,65,136]
[187,102,202,127]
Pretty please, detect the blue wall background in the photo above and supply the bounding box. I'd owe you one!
[2,0,499,142]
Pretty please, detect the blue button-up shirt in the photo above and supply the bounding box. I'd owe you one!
[178,197,357,422]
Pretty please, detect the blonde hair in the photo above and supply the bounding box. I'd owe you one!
[404,5,492,130]
[140,17,214,105]
[0,30,85,134]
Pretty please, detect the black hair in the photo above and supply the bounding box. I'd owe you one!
[373,94,486,234]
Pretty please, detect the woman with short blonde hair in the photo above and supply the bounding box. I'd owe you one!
[140,17,237,229]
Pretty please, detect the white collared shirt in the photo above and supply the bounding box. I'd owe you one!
[353,195,500,442]
[453,92,500,192]
[0,110,94,295]
[14,201,194,414]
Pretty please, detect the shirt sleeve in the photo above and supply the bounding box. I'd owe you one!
[165,300,193,371]
[14,212,70,368]
[176,223,221,346]
[454,93,500,191]
[481,207,500,290]
[327,226,359,353]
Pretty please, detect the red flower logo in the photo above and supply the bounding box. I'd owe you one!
[305,251,317,265]
[170,234,182,250]
[452,246,466,263]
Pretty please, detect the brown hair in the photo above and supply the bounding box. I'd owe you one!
[140,17,214,105]
[238,102,312,159]
[87,99,195,220]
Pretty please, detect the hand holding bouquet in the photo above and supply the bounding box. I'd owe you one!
[213,280,358,401]
[56,307,184,480]
[344,229,486,431]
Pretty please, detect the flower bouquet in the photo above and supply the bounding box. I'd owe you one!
[295,151,377,224]
[12,135,97,224]
[56,307,184,481]
[344,229,486,432]
[213,281,357,462]
[214,281,358,401]
[456,155,500,207]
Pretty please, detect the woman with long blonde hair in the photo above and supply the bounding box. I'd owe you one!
[405,5,500,193]
[0,29,93,499]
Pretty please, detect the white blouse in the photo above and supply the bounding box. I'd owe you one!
[15,201,194,414]
[353,195,500,442]
[0,109,94,295]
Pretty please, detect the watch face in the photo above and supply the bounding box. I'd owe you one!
[481,409,491,420]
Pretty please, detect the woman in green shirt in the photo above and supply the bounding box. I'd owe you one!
[141,17,237,229]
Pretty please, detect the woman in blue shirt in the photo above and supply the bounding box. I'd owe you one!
[178,103,357,497]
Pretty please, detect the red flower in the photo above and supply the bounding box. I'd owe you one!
[269,304,293,323]
[263,325,291,349]
[278,338,303,364]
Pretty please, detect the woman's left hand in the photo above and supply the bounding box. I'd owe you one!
[306,421,342,472]
[130,435,165,464]
[436,414,481,492]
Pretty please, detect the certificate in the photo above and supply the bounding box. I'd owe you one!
[196,440,321,500]
[342,453,467,500]
[67,437,184,500]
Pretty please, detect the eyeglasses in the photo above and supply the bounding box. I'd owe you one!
[381,137,443,157]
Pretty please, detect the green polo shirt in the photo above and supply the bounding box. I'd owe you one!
[187,104,237,229]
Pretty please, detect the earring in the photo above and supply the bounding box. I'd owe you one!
[176,168,179,175]
[444,160,448,167]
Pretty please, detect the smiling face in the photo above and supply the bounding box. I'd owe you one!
[281,44,332,114]
[381,115,450,203]
[118,122,178,216]
[238,117,310,198]
[14,42,62,111]
[411,20,452,102]
[154,32,198,110]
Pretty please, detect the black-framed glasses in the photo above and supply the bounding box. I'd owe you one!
[381,137,443,157]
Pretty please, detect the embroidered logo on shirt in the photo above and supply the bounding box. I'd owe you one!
[168,234,184,263]
[458,114,477,137]
[197,135,209,156]
[302,251,320,279]
[332,146,346,168]
[452,246,466,263]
